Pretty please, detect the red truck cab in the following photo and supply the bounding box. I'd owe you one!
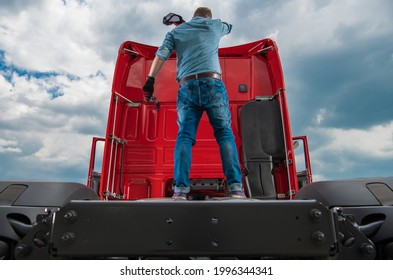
[88,38,312,201]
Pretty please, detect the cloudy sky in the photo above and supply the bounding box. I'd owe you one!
[1,0,393,185]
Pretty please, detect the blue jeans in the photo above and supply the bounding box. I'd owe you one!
[173,77,243,194]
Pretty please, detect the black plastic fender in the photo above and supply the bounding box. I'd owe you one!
[0,181,99,259]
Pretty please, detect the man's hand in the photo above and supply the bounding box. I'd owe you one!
[142,76,155,102]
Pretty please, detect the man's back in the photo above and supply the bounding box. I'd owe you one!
[157,17,232,81]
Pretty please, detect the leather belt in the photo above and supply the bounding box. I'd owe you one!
[179,72,221,84]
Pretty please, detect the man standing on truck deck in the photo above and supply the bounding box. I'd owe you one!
[143,7,246,200]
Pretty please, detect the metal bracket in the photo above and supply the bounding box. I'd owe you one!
[258,46,274,56]
[255,88,283,102]
[14,208,58,260]
[123,48,139,57]
[277,190,296,199]
[108,134,127,145]
[102,191,124,199]
[333,207,376,260]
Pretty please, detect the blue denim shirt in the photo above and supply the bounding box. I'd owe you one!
[156,17,232,81]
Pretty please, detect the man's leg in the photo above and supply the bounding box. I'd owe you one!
[205,80,244,196]
[173,83,203,198]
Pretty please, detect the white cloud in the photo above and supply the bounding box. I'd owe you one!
[1,72,108,124]
[0,0,115,77]
[0,138,22,153]
[25,132,91,165]
[314,107,337,125]
[315,108,326,125]
[0,147,21,153]
[320,122,393,158]
[306,121,393,180]
[0,74,12,93]
[0,66,108,181]
[253,0,393,58]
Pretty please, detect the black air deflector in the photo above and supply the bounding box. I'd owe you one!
[0,181,99,207]
[295,178,393,207]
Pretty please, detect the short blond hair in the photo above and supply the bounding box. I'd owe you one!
[193,7,212,18]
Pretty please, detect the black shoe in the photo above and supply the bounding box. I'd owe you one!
[172,192,188,200]
[227,190,247,199]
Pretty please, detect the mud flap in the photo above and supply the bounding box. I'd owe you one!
[241,98,286,199]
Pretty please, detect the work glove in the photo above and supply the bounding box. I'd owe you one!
[142,76,155,102]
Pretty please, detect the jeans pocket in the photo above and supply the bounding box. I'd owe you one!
[209,88,228,108]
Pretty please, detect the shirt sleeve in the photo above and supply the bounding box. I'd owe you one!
[156,32,175,61]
